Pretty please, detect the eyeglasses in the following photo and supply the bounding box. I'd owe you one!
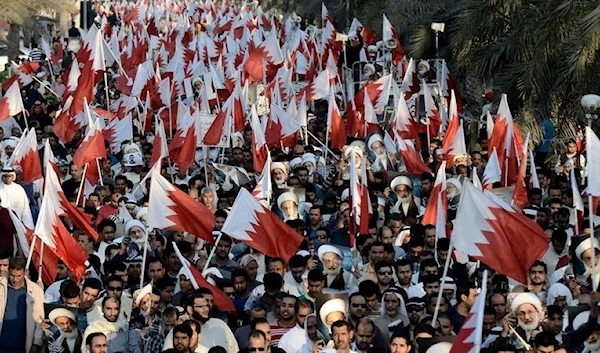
[406,306,424,313]
[378,271,393,276]
[107,286,122,291]
[351,303,366,308]
[249,348,266,352]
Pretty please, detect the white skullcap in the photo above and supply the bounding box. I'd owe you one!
[122,142,141,154]
[135,283,153,306]
[2,139,17,149]
[446,178,462,192]
[318,244,343,262]
[341,188,349,201]
[49,308,76,325]
[425,342,452,353]
[319,298,346,328]
[510,292,543,314]
[296,250,310,257]
[367,134,383,150]
[576,237,600,261]
[546,283,573,307]
[418,60,431,72]
[573,311,590,331]
[277,191,298,210]
[271,162,287,174]
[302,153,317,167]
[391,175,412,191]
[344,145,363,159]
[125,219,145,235]
[289,157,303,170]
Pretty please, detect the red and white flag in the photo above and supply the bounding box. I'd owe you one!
[381,14,405,64]
[221,188,304,260]
[171,242,235,312]
[103,113,133,154]
[488,94,522,186]
[391,92,417,140]
[0,80,25,122]
[422,79,442,137]
[363,74,393,109]
[35,165,90,282]
[349,151,372,238]
[482,147,501,189]
[252,151,272,203]
[250,105,268,172]
[421,161,447,226]
[442,91,466,166]
[451,181,549,284]
[449,270,488,353]
[73,115,106,168]
[149,118,168,167]
[327,88,346,149]
[486,111,494,140]
[529,150,540,189]
[571,166,585,235]
[400,59,419,98]
[296,69,330,102]
[10,209,59,285]
[244,32,283,81]
[396,137,432,174]
[1,61,38,92]
[587,126,600,196]
[7,129,42,183]
[511,133,530,210]
[147,168,216,244]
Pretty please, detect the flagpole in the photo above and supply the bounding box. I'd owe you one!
[99,40,111,109]
[432,244,453,328]
[96,158,104,186]
[140,231,149,288]
[305,129,339,161]
[203,232,223,273]
[588,118,597,291]
[76,163,90,207]
[25,235,36,271]
[37,242,44,282]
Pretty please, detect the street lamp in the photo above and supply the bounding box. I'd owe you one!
[431,22,445,58]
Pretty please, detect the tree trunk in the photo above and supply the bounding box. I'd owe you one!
[7,23,21,60]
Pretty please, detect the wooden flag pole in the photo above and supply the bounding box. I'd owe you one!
[432,244,453,327]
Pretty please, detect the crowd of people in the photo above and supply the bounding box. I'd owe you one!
[0,0,598,353]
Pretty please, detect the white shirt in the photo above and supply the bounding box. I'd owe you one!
[164,318,238,353]
[283,271,306,294]
[0,181,33,228]
[278,325,308,353]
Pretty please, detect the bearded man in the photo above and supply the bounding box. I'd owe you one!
[576,236,600,289]
[0,167,33,227]
[493,292,543,351]
[317,245,357,292]
[390,176,420,218]
[81,296,140,353]
[367,134,392,172]
[277,192,300,221]
[124,220,148,261]
[129,283,158,331]
[48,308,82,353]
[271,162,288,188]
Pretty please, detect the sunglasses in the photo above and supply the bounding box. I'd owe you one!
[249,348,265,352]
[378,271,393,275]
[406,306,424,313]
[107,286,123,291]
[351,303,366,308]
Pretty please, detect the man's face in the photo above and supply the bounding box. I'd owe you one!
[297,170,309,184]
[376,266,393,286]
[148,262,165,281]
[106,280,123,298]
[384,293,400,317]
[281,200,298,218]
[424,281,440,296]
[410,246,423,261]
[332,325,353,350]
[551,239,565,255]
[54,316,76,333]
[280,297,297,320]
[463,288,478,308]
[396,265,412,286]
[407,305,425,324]
[424,229,436,248]
[8,268,25,288]
[437,317,453,336]
[233,275,248,294]
[297,305,312,327]
[556,214,570,229]
[316,230,329,242]
[215,216,226,230]
[268,260,284,276]
[290,266,305,283]
[491,294,506,317]
[160,286,175,304]
[191,297,210,321]
[483,313,496,336]
[567,142,577,154]
[103,298,120,322]
[1,173,15,185]
[248,336,267,353]
[114,270,128,284]
[308,280,324,297]
[529,265,546,286]
[391,337,411,353]
[81,287,100,310]
[309,209,321,226]
[517,303,540,329]
[173,331,191,352]
[549,189,562,200]
[356,322,374,351]
[421,179,432,193]
[88,335,108,353]
[163,314,178,334]
[370,245,384,264]
[255,322,272,346]
[380,229,395,244]
[365,294,378,311]
[100,226,116,242]
[350,295,367,320]
[322,252,341,272]
[0,258,8,277]
[422,266,438,277]
[547,313,563,334]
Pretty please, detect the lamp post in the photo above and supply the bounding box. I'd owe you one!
[431,22,445,58]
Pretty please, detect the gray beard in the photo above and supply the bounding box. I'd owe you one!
[324,267,341,277]
[62,329,78,339]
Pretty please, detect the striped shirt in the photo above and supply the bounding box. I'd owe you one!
[29,48,44,61]
[269,322,294,347]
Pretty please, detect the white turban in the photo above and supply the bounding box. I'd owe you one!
[546,283,573,307]
[511,292,543,314]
